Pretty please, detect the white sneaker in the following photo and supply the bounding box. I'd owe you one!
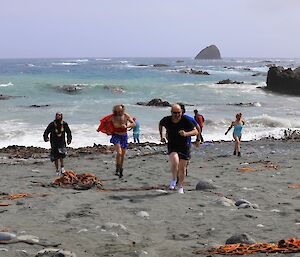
[177,187,184,194]
[60,167,65,174]
[56,170,60,176]
[169,179,176,190]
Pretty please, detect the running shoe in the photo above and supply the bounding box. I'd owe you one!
[177,186,184,194]
[60,167,65,174]
[169,179,176,190]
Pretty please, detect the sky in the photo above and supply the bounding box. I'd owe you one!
[1,0,300,58]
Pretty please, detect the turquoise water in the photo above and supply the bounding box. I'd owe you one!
[1,57,300,147]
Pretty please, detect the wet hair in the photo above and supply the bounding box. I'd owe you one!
[55,112,63,120]
[179,103,186,114]
[194,109,198,114]
[113,104,125,115]
[236,112,242,119]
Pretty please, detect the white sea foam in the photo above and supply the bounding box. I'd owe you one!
[75,59,89,62]
[0,82,13,87]
[52,62,78,66]
[96,58,111,61]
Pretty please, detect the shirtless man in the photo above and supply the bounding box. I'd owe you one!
[159,104,198,194]
[109,104,135,178]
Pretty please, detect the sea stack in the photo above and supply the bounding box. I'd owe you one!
[195,45,221,59]
[266,66,300,95]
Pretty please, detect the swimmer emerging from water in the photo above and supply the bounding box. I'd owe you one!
[109,104,135,178]
[225,113,245,157]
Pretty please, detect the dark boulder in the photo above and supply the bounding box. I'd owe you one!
[252,72,267,77]
[195,180,217,191]
[29,104,50,108]
[266,66,300,95]
[0,94,23,100]
[136,98,171,107]
[225,234,256,245]
[153,64,169,67]
[217,79,244,85]
[176,60,184,63]
[195,45,221,59]
[56,85,83,94]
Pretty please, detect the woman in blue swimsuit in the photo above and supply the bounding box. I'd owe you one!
[225,113,245,156]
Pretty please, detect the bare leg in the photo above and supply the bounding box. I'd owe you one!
[120,148,126,168]
[54,159,59,172]
[169,152,179,181]
[60,158,64,168]
[114,144,122,174]
[178,159,187,188]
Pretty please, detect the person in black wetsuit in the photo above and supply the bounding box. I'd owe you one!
[159,104,198,194]
[43,112,72,175]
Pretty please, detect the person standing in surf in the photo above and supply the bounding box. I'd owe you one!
[225,112,245,157]
[159,104,198,194]
[43,112,72,175]
[97,104,135,178]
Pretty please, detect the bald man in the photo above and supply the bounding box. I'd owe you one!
[159,104,198,194]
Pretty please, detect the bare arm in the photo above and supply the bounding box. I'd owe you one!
[225,122,234,135]
[179,127,198,137]
[125,113,135,129]
[159,122,166,143]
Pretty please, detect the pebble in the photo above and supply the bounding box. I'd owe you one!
[137,211,150,218]
[36,248,77,257]
[77,229,88,233]
[217,197,235,207]
[100,222,127,231]
[257,224,264,227]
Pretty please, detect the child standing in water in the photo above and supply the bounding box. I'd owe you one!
[225,113,245,157]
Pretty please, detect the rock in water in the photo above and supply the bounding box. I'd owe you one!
[266,66,300,95]
[225,233,256,245]
[195,45,221,59]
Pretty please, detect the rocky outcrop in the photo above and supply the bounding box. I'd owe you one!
[0,94,23,100]
[137,98,171,107]
[266,66,300,95]
[179,68,209,75]
[29,104,50,108]
[103,85,125,93]
[217,79,244,85]
[195,45,221,59]
[56,85,83,94]
[153,64,169,67]
[252,72,267,77]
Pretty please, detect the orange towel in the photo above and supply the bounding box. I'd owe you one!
[97,114,115,135]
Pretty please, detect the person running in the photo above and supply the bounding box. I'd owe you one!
[131,117,140,144]
[194,109,205,143]
[159,104,198,194]
[98,104,135,178]
[180,104,201,146]
[225,112,245,157]
[43,112,72,175]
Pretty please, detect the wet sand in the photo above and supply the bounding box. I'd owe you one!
[0,139,299,256]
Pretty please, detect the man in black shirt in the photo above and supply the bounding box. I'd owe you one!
[43,112,72,175]
[159,104,198,194]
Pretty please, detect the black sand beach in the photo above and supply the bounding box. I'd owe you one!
[0,138,300,256]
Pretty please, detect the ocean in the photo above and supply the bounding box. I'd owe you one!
[0,57,300,148]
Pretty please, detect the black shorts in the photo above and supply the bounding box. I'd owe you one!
[168,147,191,160]
[50,147,66,162]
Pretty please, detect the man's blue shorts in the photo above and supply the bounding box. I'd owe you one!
[110,134,128,149]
